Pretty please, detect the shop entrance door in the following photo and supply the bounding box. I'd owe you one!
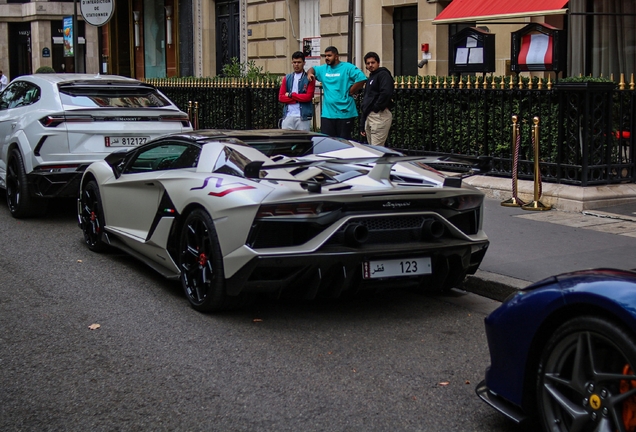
[8,22,32,79]
[216,0,240,75]
[110,0,133,77]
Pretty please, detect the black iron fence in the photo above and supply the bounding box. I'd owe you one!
[146,75,636,186]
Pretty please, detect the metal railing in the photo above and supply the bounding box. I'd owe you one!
[146,77,281,130]
[147,74,636,186]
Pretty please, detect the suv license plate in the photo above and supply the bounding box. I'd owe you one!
[105,136,149,147]
[363,257,432,279]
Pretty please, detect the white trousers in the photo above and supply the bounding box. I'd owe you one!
[282,116,310,131]
[365,109,393,146]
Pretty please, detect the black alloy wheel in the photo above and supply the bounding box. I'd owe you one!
[6,148,41,218]
[80,180,108,252]
[178,209,228,312]
[537,316,636,432]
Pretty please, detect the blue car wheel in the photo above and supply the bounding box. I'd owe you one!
[537,316,636,432]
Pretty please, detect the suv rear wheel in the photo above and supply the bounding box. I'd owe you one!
[6,148,42,218]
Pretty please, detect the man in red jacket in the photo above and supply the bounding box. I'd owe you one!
[278,51,316,131]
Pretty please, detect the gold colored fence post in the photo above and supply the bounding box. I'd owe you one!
[501,115,525,207]
[187,101,193,126]
[522,117,551,211]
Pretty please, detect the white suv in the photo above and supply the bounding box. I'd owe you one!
[0,74,192,218]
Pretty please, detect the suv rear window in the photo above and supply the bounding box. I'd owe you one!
[59,85,171,108]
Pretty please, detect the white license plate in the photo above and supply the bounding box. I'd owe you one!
[363,257,432,279]
[105,136,149,147]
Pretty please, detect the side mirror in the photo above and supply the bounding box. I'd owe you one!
[104,150,130,178]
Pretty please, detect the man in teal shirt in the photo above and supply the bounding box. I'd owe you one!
[307,46,367,139]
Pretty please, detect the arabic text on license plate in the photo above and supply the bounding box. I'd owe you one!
[105,136,149,147]
[363,257,432,279]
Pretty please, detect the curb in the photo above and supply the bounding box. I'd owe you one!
[461,270,530,302]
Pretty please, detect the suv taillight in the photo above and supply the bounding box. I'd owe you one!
[159,114,191,127]
[40,115,94,127]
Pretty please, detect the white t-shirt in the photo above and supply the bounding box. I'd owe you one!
[286,72,303,117]
[0,74,7,92]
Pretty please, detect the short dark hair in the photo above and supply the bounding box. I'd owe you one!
[291,51,305,61]
[325,46,339,55]
[364,52,380,63]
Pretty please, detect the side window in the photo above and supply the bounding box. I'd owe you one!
[123,142,200,174]
[0,89,10,110]
[3,82,40,109]
[213,147,253,177]
[310,136,353,154]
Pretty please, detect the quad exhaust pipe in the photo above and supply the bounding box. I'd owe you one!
[343,218,443,246]
[344,223,369,246]
[422,219,444,240]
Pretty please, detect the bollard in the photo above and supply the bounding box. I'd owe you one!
[187,100,193,126]
[522,117,551,211]
[501,115,525,207]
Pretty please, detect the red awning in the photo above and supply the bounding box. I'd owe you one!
[433,0,569,24]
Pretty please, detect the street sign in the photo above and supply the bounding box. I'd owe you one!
[80,0,114,27]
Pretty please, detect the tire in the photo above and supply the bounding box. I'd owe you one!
[536,316,636,432]
[6,148,41,218]
[178,209,230,312]
[79,180,109,252]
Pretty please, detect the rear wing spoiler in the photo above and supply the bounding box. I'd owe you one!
[243,155,491,192]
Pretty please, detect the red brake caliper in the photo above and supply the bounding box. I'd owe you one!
[198,253,207,267]
[621,364,636,431]
[90,211,100,233]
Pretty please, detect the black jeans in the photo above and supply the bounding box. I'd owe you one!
[321,117,356,140]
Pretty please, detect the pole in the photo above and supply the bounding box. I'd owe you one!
[522,117,551,211]
[73,0,79,73]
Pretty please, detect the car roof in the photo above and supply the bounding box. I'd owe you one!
[161,129,326,144]
[194,129,324,140]
[15,74,142,85]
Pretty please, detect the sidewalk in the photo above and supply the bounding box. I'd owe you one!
[461,193,636,301]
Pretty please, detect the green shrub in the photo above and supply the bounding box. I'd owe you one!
[221,58,273,80]
[558,76,614,83]
[35,66,56,74]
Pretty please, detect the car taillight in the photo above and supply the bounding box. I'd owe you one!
[256,202,341,218]
[40,115,94,127]
[441,195,483,211]
[160,115,191,127]
[33,164,82,172]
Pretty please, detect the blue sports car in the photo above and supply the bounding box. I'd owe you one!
[477,268,636,432]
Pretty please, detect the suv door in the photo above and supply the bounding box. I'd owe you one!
[0,81,42,183]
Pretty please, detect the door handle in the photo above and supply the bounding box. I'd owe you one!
[144,182,155,186]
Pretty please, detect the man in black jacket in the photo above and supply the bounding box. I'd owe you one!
[360,52,394,146]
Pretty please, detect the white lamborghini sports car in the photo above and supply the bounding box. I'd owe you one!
[77,130,490,312]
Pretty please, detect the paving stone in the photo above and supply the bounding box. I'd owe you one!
[585,222,636,234]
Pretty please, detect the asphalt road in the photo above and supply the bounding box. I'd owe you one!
[0,197,520,432]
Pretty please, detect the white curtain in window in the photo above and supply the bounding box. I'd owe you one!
[568,0,635,78]
[592,0,636,79]
[568,0,586,76]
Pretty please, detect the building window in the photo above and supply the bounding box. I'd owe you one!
[144,0,167,78]
[570,0,636,78]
